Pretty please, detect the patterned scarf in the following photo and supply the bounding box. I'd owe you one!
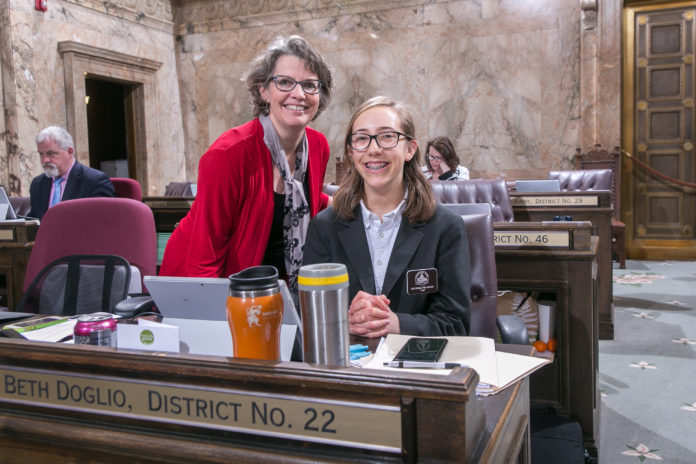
[259,115,310,296]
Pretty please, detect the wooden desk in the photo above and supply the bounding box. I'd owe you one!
[0,221,38,310]
[510,191,614,340]
[142,197,193,266]
[0,336,533,463]
[472,344,532,464]
[142,196,193,233]
[495,221,600,458]
[0,338,472,463]
[475,377,530,464]
[354,337,532,464]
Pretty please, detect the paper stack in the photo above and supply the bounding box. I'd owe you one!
[362,334,551,396]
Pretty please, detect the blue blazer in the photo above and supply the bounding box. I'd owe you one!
[28,161,115,220]
[303,204,471,336]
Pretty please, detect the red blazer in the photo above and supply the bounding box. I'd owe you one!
[160,118,330,278]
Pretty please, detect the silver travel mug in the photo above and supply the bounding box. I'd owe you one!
[297,263,350,366]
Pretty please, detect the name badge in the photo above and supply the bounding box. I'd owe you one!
[406,268,438,295]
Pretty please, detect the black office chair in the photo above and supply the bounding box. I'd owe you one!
[15,254,131,316]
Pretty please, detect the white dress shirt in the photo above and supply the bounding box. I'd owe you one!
[360,199,406,295]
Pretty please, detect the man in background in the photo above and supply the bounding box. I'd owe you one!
[28,125,114,220]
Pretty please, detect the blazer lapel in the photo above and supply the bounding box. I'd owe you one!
[62,162,81,201]
[38,176,52,213]
[337,211,376,294]
[381,220,424,297]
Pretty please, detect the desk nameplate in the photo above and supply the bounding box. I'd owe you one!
[144,200,194,209]
[0,365,402,452]
[511,195,599,207]
[0,229,15,241]
[494,230,570,248]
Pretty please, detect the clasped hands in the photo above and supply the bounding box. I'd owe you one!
[348,290,400,338]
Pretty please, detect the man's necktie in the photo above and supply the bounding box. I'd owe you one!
[50,177,63,207]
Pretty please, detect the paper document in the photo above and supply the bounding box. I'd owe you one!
[475,351,550,396]
[3,315,67,333]
[363,334,500,386]
[363,334,550,396]
[20,319,77,343]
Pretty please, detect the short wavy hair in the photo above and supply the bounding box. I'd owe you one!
[245,35,333,121]
[35,126,74,151]
[425,136,459,172]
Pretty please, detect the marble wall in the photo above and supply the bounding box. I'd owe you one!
[177,0,586,183]
[0,0,621,195]
[0,0,184,196]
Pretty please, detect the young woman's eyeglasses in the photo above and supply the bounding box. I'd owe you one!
[348,131,412,151]
[269,75,321,94]
[427,154,444,162]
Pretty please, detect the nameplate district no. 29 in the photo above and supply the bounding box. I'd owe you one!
[511,195,599,207]
[0,366,402,451]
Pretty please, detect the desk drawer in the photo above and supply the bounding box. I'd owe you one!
[479,378,530,464]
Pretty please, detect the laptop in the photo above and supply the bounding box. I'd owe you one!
[440,202,492,217]
[143,276,301,360]
[0,186,21,221]
[515,179,561,193]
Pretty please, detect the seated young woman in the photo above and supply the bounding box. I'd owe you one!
[302,96,471,338]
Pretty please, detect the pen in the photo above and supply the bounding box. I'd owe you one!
[383,361,469,369]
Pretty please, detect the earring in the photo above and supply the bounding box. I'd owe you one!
[264,102,270,114]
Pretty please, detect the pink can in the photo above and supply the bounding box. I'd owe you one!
[74,313,117,347]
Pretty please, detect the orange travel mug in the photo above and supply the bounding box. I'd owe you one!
[226,265,283,360]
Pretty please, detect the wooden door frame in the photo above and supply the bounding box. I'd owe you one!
[622,1,696,260]
[58,41,161,193]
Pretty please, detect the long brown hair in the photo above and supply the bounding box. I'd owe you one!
[333,96,436,223]
[425,136,460,172]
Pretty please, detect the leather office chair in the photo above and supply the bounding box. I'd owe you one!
[24,197,157,294]
[547,169,613,192]
[573,144,626,269]
[111,177,142,202]
[431,179,515,222]
[9,196,31,217]
[458,206,528,343]
[549,164,626,268]
[164,181,195,197]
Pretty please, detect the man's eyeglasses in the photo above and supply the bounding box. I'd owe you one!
[427,154,444,162]
[348,131,412,151]
[269,75,322,94]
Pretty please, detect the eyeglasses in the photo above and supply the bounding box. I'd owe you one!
[348,131,412,151]
[269,75,322,94]
[427,154,444,162]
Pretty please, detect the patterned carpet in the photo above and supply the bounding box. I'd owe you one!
[599,260,696,463]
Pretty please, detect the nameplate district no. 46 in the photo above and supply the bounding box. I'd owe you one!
[0,366,402,451]
[494,230,570,248]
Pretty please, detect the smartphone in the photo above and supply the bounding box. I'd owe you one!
[393,337,448,363]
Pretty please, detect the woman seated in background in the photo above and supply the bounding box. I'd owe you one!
[303,96,471,338]
[422,136,470,181]
[160,35,333,295]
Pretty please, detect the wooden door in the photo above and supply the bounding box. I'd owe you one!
[623,2,696,259]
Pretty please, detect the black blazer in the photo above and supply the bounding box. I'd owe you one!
[28,161,115,220]
[303,205,471,336]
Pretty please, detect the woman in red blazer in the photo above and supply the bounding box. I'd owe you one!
[160,36,333,293]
